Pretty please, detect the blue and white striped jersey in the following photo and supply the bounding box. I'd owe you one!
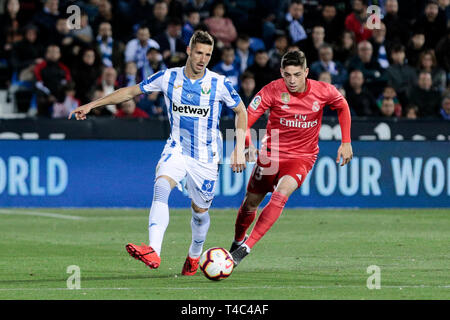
[139,67,241,164]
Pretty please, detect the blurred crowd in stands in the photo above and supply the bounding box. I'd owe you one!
[0,0,449,120]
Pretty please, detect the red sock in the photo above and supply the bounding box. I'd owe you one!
[234,205,257,242]
[245,192,288,249]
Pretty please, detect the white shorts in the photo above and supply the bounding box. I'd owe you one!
[155,141,218,209]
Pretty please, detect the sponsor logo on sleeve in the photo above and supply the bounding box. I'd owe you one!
[250,95,261,110]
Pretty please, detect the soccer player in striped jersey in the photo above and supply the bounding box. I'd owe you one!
[69,31,247,275]
[229,50,353,266]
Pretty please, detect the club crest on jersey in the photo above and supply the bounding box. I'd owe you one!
[172,102,210,118]
[312,101,320,112]
[250,95,261,110]
[201,84,211,95]
[281,92,290,104]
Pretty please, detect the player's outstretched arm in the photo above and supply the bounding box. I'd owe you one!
[68,84,142,120]
[230,101,247,173]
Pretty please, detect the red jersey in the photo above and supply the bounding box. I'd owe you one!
[246,78,351,160]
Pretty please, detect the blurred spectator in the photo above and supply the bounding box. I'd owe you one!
[96,21,125,70]
[184,0,213,20]
[223,0,259,36]
[234,34,255,74]
[154,18,187,68]
[139,47,167,81]
[409,71,441,117]
[11,24,44,80]
[413,0,447,49]
[90,88,113,117]
[404,104,419,119]
[406,28,426,68]
[118,61,140,88]
[268,33,289,69]
[417,49,447,92]
[318,1,345,45]
[0,0,23,53]
[318,71,332,84]
[309,43,348,88]
[147,0,169,39]
[383,0,410,45]
[369,22,391,69]
[34,44,71,116]
[51,17,79,67]
[438,0,450,27]
[116,99,149,119]
[435,27,450,75]
[182,9,201,46]
[385,44,417,105]
[92,0,131,43]
[212,46,240,91]
[287,43,301,53]
[296,25,325,63]
[379,98,397,118]
[129,0,153,29]
[397,0,425,25]
[204,1,238,47]
[33,0,59,44]
[247,49,278,93]
[51,82,79,118]
[333,30,356,64]
[345,69,378,116]
[376,86,402,116]
[278,0,307,44]
[70,10,94,44]
[72,47,102,105]
[345,0,372,43]
[440,93,450,119]
[97,66,118,113]
[346,40,387,96]
[125,26,160,70]
[164,0,184,20]
[239,71,256,107]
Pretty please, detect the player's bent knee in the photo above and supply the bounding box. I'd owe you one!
[191,202,209,213]
[156,175,177,189]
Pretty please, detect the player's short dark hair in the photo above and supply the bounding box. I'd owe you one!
[189,30,214,48]
[281,50,307,69]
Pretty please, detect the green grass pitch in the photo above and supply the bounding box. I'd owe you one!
[0,208,449,300]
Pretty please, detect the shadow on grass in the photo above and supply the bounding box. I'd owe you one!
[0,273,175,286]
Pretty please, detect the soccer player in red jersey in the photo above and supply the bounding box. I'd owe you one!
[230,50,353,266]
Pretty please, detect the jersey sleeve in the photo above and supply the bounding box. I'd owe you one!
[220,77,242,109]
[245,84,272,146]
[326,84,352,143]
[139,70,165,94]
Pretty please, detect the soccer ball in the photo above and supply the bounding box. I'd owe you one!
[199,247,234,281]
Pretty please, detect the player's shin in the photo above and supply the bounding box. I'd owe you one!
[234,205,257,243]
[246,191,288,248]
[148,178,172,256]
[189,209,211,258]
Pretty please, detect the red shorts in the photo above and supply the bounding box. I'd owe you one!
[247,153,317,194]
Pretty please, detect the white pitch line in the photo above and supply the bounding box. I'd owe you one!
[0,209,84,220]
[0,285,449,291]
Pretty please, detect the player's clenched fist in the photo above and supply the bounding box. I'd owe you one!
[68,103,94,120]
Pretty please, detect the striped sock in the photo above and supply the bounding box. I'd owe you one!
[148,178,172,256]
[189,209,210,258]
